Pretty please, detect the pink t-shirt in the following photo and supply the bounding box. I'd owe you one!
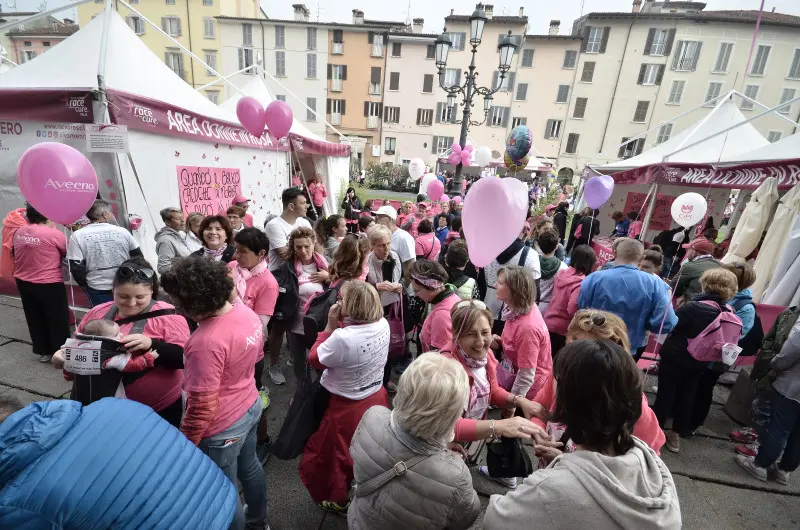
[309,183,327,207]
[421,292,460,351]
[78,300,189,411]
[501,306,552,400]
[628,220,643,239]
[243,213,254,228]
[228,261,279,317]
[415,233,441,261]
[183,303,262,437]
[12,224,66,284]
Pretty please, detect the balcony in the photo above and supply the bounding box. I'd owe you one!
[367,116,379,129]
[331,78,343,92]
[369,82,381,95]
[371,44,383,57]
[330,113,342,126]
[332,42,343,55]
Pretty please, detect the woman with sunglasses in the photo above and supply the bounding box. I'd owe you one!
[191,215,236,263]
[55,257,190,426]
[411,259,461,351]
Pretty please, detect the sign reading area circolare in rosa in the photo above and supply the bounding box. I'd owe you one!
[177,165,242,216]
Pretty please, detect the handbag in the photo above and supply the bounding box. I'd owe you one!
[350,454,431,499]
[272,376,331,460]
[386,301,405,359]
[486,437,534,479]
[302,282,343,348]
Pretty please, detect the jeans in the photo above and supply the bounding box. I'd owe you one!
[200,397,268,526]
[754,390,800,472]
[84,286,113,307]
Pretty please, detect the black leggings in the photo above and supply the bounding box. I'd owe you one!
[254,357,265,390]
[16,279,71,356]
[157,396,183,428]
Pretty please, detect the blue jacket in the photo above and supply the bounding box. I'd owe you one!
[0,399,238,529]
[578,264,678,350]
[729,288,756,337]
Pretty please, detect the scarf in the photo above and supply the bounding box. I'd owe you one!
[501,304,524,322]
[203,246,226,260]
[495,239,525,265]
[540,256,562,280]
[368,251,396,283]
[232,258,269,299]
[460,347,490,421]
[294,252,328,281]
[430,284,456,305]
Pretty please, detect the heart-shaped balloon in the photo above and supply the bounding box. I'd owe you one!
[462,177,528,267]
[236,96,266,137]
[584,175,615,209]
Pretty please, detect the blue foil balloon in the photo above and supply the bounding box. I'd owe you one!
[505,125,532,161]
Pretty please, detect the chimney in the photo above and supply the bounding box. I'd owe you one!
[63,18,75,24]
[632,0,642,13]
[549,20,560,35]
[484,4,494,19]
[352,9,364,25]
[450,9,454,16]
[412,18,424,34]
[292,4,310,22]
[519,7,524,17]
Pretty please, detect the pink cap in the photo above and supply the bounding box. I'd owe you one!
[233,195,250,204]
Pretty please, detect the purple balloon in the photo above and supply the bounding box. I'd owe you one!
[584,175,615,209]
[265,100,293,139]
[236,96,266,137]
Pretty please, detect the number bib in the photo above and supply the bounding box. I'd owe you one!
[63,339,102,375]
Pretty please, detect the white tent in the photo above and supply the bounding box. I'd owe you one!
[751,183,800,300]
[721,177,779,264]
[762,215,800,307]
[720,132,800,164]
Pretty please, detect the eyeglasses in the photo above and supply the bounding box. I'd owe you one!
[456,299,487,310]
[118,265,155,281]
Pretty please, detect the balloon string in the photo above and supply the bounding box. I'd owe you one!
[651,269,682,359]
[63,226,76,309]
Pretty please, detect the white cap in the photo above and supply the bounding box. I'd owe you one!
[374,205,397,221]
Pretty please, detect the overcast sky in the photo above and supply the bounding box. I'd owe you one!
[9,0,800,34]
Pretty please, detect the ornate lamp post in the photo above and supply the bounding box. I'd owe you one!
[434,4,518,194]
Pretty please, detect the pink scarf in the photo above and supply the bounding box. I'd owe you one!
[294,252,328,281]
[460,347,490,420]
[232,258,269,299]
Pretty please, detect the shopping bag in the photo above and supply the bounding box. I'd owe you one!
[387,301,405,359]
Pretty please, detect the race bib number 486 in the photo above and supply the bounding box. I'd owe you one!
[63,339,102,375]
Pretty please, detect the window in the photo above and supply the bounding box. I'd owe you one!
[713,42,733,73]
[384,137,397,155]
[741,85,759,110]
[242,24,252,46]
[515,83,528,101]
[432,135,454,154]
[492,71,515,92]
[422,74,434,93]
[638,64,664,86]
[672,40,702,71]
[307,27,317,50]
[665,80,685,105]
[370,66,382,94]
[584,26,607,54]
[750,45,770,76]
[448,32,466,51]
[204,51,217,75]
[392,42,401,57]
[544,119,562,139]
[307,54,317,78]
[646,28,670,56]
[238,48,254,74]
[573,97,588,119]
[384,106,400,123]
[778,88,796,115]
[276,95,286,102]
[618,137,645,159]
[164,49,184,77]
[275,25,285,48]
[767,131,782,143]
[23,41,31,47]
[656,123,673,144]
[426,44,435,59]
[203,17,215,38]
[416,108,433,126]
[497,34,523,53]
[489,106,509,127]
[369,33,384,57]
[329,64,346,91]
[332,30,344,54]
[633,101,650,123]
[789,49,800,79]
[555,85,570,104]
[565,133,580,154]
[275,51,286,77]
[581,61,595,82]
[162,16,181,37]
[389,72,400,91]
[563,50,577,69]
[511,117,527,128]
[166,0,175,4]
[704,82,723,106]
[328,99,345,125]
[443,68,460,88]
[436,102,455,123]
[366,102,382,128]
[18,50,36,63]
[307,98,317,121]
[203,0,212,5]
[126,15,145,35]
[521,49,534,67]
[42,42,50,47]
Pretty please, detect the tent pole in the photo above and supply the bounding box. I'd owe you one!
[97,0,115,87]
[662,95,727,162]
[290,143,322,217]
[733,89,800,128]
[640,183,659,240]
[194,66,253,91]
[0,0,91,33]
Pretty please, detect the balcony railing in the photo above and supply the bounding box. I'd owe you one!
[371,44,383,57]
[330,113,342,125]
[331,78,343,92]
[332,42,343,54]
[367,116,379,129]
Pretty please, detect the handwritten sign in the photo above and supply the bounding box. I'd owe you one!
[177,166,242,216]
[622,192,676,231]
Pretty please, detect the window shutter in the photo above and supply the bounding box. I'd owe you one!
[371,67,381,84]
[368,31,374,44]
[580,26,589,52]
[633,101,649,122]
[176,18,182,36]
[333,29,343,43]
[161,17,167,32]
[655,64,665,85]
[396,108,400,123]
[390,72,399,90]
[581,62,595,82]
[364,101,369,117]
[342,100,346,115]
[378,103,383,116]
[327,64,332,79]
[384,106,389,122]
[644,28,655,55]
[599,27,610,53]
[671,41,683,69]
[635,139,645,155]
[455,69,462,87]
[238,48,243,70]
[492,71,499,90]
[637,64,646,85]
[574,97,587,119]
[664,28,677,56]
[326,99,332,113]
[341,65,347,80]
[691,41,703,70]
[416,109,421,125]
[432,136,438,154]
[618,138,629,158]
[384,34,389,45]
[501,108,510,128]
[435,102,442,123]
[545,119,554,138]
[423,74,433,93]
[507,72,515,92]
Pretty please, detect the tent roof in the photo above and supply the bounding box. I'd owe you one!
[721,132,800,164]
[595,96,769,172]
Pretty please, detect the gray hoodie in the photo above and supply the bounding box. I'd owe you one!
[772,323,800,403]
[154,226,193,275]
[484,438,681,530]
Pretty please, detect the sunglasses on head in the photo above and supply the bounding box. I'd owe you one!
[118,265,155,281]
[456,299,487,310]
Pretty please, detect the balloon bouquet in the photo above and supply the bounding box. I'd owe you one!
[504,125,532,174]
[236,96,294,140]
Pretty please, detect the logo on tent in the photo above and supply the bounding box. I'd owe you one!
[68,97,89,118]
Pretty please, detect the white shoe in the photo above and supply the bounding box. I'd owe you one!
[478,466,518,489]
[769,463,790,486]
[39,354,51,364]
[736,454,767,482]
[268,365,286,385]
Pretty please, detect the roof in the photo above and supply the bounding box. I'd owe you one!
[388,32,437,39]
[6,23,78,37]
[524,34,582,40]
[577,9,800,29]
[721,132,800,164]
[0,12,37,19]
[364,19,408,27]
[445,15,527,26]
[215,15,410,32]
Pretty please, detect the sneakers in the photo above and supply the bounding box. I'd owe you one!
[478,466,518,490]
[769,464,790,486]
[730,427,758,444]
[385,381,397,394]
[258,388,271,410]
[664,431,680,453]
[257,436,272,466]
[735,442,759,458]
[268,365,286,385]
[38,354,51,363]
[736,454,767,482]
[319,501,349,515]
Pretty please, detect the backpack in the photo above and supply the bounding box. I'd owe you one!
[302,281,343,347]
[730,297,765,357]
[686,301,743,363]
[272,262,300,323]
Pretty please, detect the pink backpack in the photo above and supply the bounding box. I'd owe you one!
[686,301,743,362]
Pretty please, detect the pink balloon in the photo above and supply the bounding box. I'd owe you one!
[236,96,266,137]
[462,177,528,267]
[17,143,98,225]
[452,196,462,205]
[447,153,461,165]
[451,143,462,155]
[463,144,474,153]
[264,100,293,139]
[460,151,472,167]
[427,179,445,201]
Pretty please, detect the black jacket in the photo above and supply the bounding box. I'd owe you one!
[191,245,235,264]
[342,197,363,221]
[553,209,568,242]
[660,293,730,370]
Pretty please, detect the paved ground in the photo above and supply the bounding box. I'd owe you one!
[1,295,798,529]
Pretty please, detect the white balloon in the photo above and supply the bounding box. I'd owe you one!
[475,146,493,166]
[671,192,708,228]
[409,158,425,181]
[419,173,437,195]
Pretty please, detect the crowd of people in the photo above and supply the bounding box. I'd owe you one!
[1,176,799,530]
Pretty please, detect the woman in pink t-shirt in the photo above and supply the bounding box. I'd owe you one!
[396,201,414,229]
[12,204,70,363]
[411,260,460,351]
[161,255,268,528]
[308,177,328,217]
[414,219,441,262]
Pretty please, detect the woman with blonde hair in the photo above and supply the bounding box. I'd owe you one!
[396,201,415,229]
[348,353,481,529]
[183,212,204,253]
[299,280,390,514]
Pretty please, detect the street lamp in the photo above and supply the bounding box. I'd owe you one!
[434,3,518,194]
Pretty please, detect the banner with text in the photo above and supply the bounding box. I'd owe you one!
[177,165,242,216]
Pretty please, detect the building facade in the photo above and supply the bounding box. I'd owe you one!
[1,12,76,68]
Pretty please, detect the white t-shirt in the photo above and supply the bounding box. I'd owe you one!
[66,223,140,290]
[317,319,390,400]
[391,228,415,264]
[291,263,324,334]
[265,215,312,271]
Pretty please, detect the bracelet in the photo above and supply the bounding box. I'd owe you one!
[513,395,521,408]
[489,419,496,441]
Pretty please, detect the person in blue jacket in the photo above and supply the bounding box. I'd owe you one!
[0,397,244,530]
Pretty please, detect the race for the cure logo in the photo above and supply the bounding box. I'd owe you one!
[44,179,96,192]
[0,122,22,135]
[68,97,89,117]
[133,104,158,125]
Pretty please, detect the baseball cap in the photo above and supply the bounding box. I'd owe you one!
[232,195,250,204]
[374,205,397,221]
[682,237,715,254]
